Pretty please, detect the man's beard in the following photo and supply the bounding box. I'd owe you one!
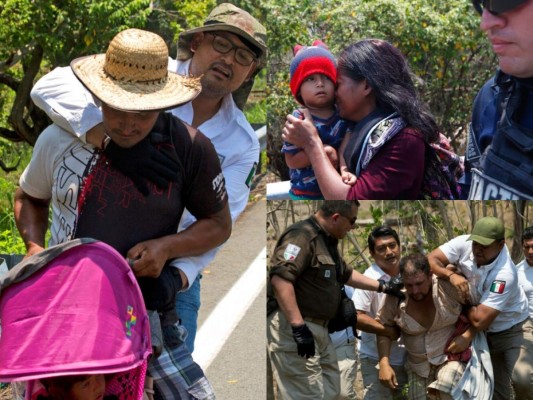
[409,291,430,302]
[200,68,233,98]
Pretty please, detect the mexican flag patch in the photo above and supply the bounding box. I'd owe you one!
[490,280,506,294]
[283,243,301,261]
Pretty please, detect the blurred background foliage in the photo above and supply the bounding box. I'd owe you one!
[265,0,497,180]
[267,201,532,268]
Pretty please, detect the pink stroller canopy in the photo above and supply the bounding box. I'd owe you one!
[0,239,151,398]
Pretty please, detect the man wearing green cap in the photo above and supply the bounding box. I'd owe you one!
[428,217,532,399]
[30,3,267,353]
[463,0,533,199]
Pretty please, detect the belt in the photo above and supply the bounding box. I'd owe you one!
[304,316,329,327]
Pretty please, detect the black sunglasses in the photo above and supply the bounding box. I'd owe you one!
[338,213,357,226]
[472,0,527,15]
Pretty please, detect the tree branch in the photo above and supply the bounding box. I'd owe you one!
[0,73,20,91]
[7,44,44,145]
[0,127,24,142]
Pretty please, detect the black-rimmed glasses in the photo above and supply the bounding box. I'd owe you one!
[208,33,257,66]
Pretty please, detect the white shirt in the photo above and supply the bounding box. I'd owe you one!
[439,235,529,332]
[19,125,97,246]
[517,259,533,319]
[30,60,260,286]
[352,263,406,365]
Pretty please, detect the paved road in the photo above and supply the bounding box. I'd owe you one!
[193,199,266,400]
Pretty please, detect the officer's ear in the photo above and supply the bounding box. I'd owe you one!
[331,213,342,224]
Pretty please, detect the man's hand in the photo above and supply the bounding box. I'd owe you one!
[104,134,179,196]
[383,325,401,341]
[449,270,470,303]
[127,238,170,278]
[291,324,315,359]
[446,334,471,354]
[378,359,398,389]
[380,276,405,300]
[24,243,45,259]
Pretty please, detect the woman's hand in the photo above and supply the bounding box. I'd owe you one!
[283,108,352,199]
[323,145,339,169]
[282,108,320,149]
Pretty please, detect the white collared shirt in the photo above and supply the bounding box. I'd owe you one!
[517,259,533,319]
[352,263,406,365]
[440,235,529,332]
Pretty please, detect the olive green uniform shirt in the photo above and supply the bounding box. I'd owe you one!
[269,216,353,320]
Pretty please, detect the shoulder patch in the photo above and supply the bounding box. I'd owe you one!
[283,243,301,261]
[490,280,506,294]
[245,162,258,188]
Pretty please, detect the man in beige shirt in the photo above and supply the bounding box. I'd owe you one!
[376,254,475,400]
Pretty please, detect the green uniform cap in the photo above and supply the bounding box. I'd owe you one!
[468,217,505,246]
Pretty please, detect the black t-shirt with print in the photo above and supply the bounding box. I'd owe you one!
[74,112,227,256]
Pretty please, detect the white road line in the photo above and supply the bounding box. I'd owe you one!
[192,247,266,369]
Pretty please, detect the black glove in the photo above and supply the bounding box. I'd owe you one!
[104,133,179,196]
[379,276,405,300]
[291,324,315,359]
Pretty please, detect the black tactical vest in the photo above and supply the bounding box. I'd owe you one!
[468,73,533,199]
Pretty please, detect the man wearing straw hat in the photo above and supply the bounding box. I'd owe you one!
[30,2,267,353]
[15,28,231,400]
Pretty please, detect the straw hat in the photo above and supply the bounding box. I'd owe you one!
[71,29,201,112]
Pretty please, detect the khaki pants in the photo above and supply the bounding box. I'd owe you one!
[335,340,358,400]
[268,310,341,400]
[487,319,530,400]
[360,357,407,400]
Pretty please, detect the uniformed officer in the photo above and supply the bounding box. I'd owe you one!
[267,201,404,400]
[464,0,533,199]
[428,217,532,399]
